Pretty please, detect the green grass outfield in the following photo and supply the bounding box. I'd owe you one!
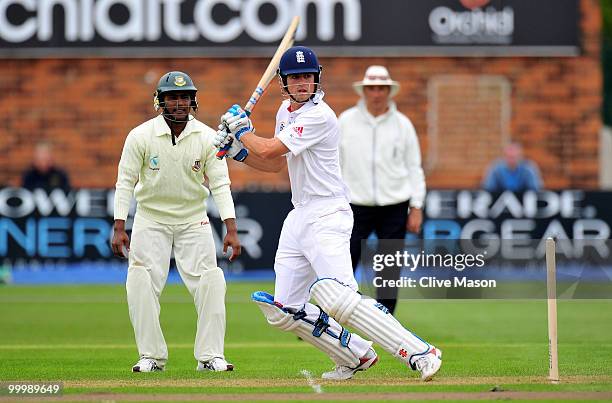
[1,282,611,402]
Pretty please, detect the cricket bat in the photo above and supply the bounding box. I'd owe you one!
[216,15,300,159]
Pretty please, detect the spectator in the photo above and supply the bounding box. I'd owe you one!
[338,65,426,315]
[482,142,543,192]
[21,142,70,192]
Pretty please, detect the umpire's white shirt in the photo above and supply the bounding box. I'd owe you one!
[275,95,350,207]
[114,115,236,224]
[339,100,426,209]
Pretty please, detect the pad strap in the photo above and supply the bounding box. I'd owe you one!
[252,291,370,367]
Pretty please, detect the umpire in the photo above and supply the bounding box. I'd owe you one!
[339,65,426,314]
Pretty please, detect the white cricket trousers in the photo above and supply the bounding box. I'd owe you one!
[126,214,227,366]
[274,197,371,358]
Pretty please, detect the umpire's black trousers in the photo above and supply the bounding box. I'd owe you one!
[349,200,409,315]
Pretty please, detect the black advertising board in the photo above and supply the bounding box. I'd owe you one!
[1,188,609,271]
[0,188,292,272]
[0,0,580,58]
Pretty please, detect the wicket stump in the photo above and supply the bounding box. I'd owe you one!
[546,237,560,384]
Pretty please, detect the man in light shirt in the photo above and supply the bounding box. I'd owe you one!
[213,47,441,382]
[339,65,426,315]
[111,71,241,373]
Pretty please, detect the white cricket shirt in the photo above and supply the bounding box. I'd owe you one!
[275,95,350,207]
[339,100,426,208]
[114,115,236,225]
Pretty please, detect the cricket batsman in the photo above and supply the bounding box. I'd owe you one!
[111,71,241,373]
[213,47,442,381]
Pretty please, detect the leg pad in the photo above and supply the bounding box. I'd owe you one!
[252,291,368,367]
[310,278,432,369]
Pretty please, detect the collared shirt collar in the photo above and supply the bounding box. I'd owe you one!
[288,91,325,115]
[153,114,198,141]
[357,99,397,123]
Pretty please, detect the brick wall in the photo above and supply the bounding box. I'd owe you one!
[0,0,601,191]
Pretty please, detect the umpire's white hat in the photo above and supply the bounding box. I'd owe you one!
[353,65,400,98]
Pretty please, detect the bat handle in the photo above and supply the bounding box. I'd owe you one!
[215,110,252,160]
[215,145,231,160]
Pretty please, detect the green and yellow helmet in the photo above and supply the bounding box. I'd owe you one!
[153,71,198,112]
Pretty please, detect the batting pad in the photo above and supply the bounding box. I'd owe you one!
[194,268,227,361]
[252,291,370,367]
[310,278,431,369]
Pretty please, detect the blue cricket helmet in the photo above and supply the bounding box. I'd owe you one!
[278,46,321,76]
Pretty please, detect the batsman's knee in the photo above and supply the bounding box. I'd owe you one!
[309,278,361,324]
[201,267,225,283]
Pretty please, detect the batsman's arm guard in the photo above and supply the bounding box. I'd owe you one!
[309,278,433,369]
[252,291,364,367]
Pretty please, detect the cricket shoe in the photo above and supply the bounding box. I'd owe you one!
[197,357,234,372]
[322,347,378,380]
[414,346,442,381]
[132,358,163,373]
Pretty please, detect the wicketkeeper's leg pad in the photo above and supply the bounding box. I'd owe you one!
[309,278,432,369]
[252,291,370,367]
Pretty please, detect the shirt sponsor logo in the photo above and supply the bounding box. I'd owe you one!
[292,126,304,137]
[149,156,160,171]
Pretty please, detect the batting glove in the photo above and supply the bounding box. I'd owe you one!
[225,137,249,162]
[220,104,244,128]
[215,126,248,162]
[222,105,254,140]
[220,104,244,122]
[214,124,232,149]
